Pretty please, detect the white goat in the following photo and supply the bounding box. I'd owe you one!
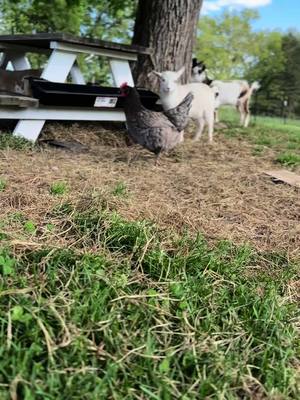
[151,67,216,143]
[191,59,260,127]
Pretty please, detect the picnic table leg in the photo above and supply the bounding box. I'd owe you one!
[109,59,134,87]
[0,51,30,70]
[0,53,10,69]
[70,61,85,84]
[10,53,31,70]
[13,50,77,142]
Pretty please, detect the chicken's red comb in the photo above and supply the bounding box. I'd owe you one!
[120,82,128,88]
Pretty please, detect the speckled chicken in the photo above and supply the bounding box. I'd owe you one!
[120,83,193,163]
[163,91,194,132]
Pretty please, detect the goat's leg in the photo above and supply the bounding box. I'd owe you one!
[244,112,250,128]
[243,99,250,127]
[193,118,205,141]
[207,116,214,144]
[215,108,220,123]
[238,103,245,126]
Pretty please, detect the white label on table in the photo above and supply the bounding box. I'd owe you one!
[94,97,118,108]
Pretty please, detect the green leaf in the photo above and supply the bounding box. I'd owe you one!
[159,358,170,374]
[24,220,37,234]
[11,305,24,321]
[0,254,15,275]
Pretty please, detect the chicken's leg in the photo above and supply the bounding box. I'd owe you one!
[154,152,161,166]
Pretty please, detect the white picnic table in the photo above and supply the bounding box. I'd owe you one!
[0,33,149,141]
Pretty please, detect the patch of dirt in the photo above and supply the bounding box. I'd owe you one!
[1,122,299,259]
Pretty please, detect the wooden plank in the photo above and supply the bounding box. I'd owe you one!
[264,169,300,188]
[0,106,126,121]
[50,41,138,61]
[0,93,38,108]
[0,43,50,54]
[0,33,151,55]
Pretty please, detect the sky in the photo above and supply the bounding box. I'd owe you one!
[202,0,300,31]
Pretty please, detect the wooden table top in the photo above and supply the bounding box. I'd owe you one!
[0,32,150,55]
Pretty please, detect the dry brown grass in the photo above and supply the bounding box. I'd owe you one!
[1,122,299,258]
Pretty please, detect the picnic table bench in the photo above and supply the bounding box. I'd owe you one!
[0,33,151,141]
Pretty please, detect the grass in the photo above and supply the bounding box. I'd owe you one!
[276,152,300,167]
[0,178,6,192]
[219,107,300,157]
[0,133,33,150]
[0,203,299,399]
[1,117,300,398]
[50,181,68,196]
[220,107,300,134]
[23,220,37,235]
[112,182,128,197]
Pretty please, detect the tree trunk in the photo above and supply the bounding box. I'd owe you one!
[132,0,203,90]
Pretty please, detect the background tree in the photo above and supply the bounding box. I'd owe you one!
[281,32,300,115]
[245,32,300,117]
[0,0,85,34]
[195,9,263,79]
[195,10,300,117]
[131,0,203,88]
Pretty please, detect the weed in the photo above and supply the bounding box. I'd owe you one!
[50,181,68,196]
[23,220,37,234]
[46,223,55,232]
[0,178,6,191]
[0,249,15,276]
[112,181,128,197]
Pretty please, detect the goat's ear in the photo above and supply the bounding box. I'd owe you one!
[148,70,162,79]
[176,66,185,80]
[192,58,198,67]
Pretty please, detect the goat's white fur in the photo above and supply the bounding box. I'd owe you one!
[191,67,260,127]
[151,67,216,143]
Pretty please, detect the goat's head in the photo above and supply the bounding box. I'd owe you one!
[150,67,185,93]
[191,58,207,82]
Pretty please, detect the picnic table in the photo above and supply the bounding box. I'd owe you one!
[0,33,150,141]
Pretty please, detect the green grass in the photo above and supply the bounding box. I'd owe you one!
[220,107,300,134]
[0,205,299,399]
[23,220,37,235]
[276,152,300,167]
[50,181,68,196]
[112,182,128,197]
[0,133,33,150]
[219,107,300,157]
[0,178,6,192]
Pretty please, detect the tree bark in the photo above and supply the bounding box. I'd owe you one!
[132,0,203,90]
